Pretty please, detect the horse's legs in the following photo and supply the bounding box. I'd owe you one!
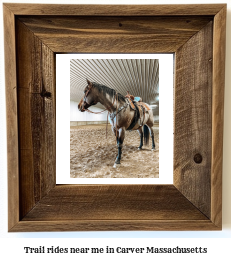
[145,122,155,150]
[112,126,125,165]
[149,126,155,150]
[145,110,156,150]
[137,126,143,150]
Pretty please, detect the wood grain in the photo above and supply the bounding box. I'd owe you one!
[11,220,218,232]
[19,16,213,35]
[13,184,220,231]
[18,16,213,53]
[22,185,207,221]
[15,185,217,231]
[16,20,56,219]
[174,22,213,218]
[211,5,226,228]
[3,4,19,231]
[4,3,225,16]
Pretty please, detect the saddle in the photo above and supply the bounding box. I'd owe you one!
[125,91,151,131]
[125,91,135,101]
[125,91,150,112]
[125,91,141,110]
[126,102,140,131]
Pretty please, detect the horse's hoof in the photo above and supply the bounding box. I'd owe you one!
[152,148,156,151]
[138,147,141,150]
[113,163,121,168]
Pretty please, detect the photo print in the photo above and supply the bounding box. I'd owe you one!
[56,54,173,184]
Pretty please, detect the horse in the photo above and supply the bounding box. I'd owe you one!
[78,79,156,168]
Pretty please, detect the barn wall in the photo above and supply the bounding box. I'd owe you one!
[153,114,159,123]
[70,100,107,126]
[152,107,159,123]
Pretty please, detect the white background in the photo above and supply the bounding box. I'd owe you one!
[56,54,173,184]
[0,0,231,260]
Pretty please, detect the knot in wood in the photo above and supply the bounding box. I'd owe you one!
[194,153,202,164]
[40,90,52,99]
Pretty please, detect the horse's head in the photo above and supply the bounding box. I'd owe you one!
[78,79,98,112]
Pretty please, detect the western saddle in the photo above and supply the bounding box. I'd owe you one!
[125,91,150,128]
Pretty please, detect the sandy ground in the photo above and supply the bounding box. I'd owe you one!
[70,124,159,178]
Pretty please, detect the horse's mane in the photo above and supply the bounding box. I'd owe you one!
[92,82,126,103]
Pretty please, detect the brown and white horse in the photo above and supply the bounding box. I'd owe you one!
[78,79,156,167]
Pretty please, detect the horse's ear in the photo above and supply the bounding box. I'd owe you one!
[86,79,91,85]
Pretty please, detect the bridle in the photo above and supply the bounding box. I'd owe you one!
[82,83,97,109]
[80,83,119,141]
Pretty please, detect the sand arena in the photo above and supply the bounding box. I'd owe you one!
[70,124,159,178]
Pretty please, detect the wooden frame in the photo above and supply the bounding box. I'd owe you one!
[4,4,226,232]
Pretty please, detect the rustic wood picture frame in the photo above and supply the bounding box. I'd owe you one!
[4,4,226,232]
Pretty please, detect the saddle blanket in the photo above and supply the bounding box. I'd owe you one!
[134,97,142,102]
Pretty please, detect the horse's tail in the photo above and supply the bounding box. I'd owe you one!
[143,124,149,146]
